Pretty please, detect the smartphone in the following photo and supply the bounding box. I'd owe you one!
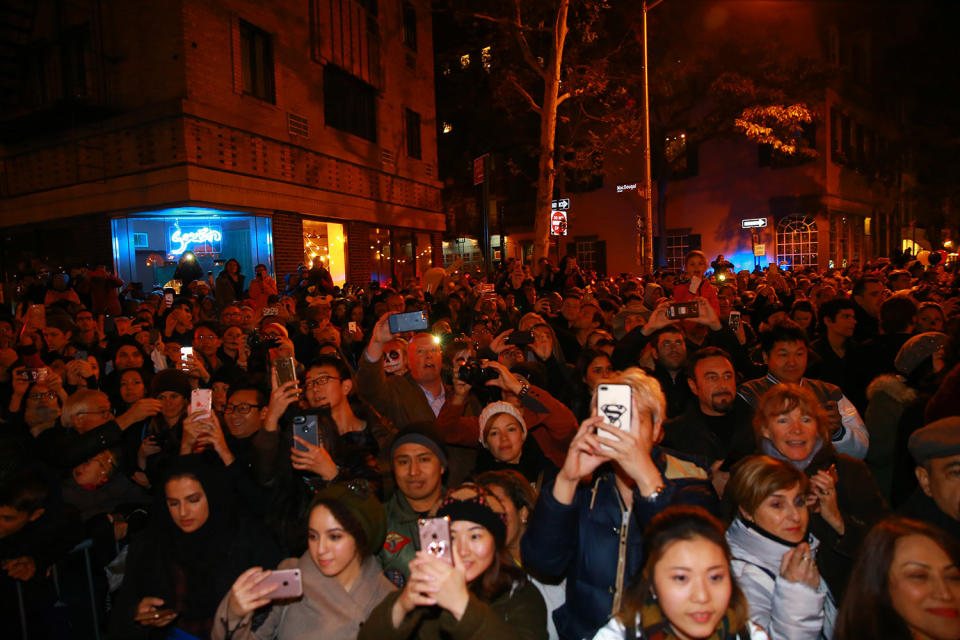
[74,349,88,361]
[274,356,297,387]
[597,383,632,451]
[260,568,302,599]
[728,310,741,331]
[103,315,116,334]
[292,414,319,451]
[666,301,700,320]
[505,330,534,346]
[418,516,453,565]
[388,311,428,334]
[348,321,358,333]
[164,293,174,309]
[261,307,279,316]
[180,346,193,362]
[688,275,702,295]
[190,388,212,418]
[24,368,48,382]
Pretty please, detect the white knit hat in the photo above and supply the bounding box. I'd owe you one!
[477,402,527,448]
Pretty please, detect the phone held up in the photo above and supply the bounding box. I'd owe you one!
[418,516,453,565]
[728,310,741,331]
[274,356,297,387]
[292,414,320,452]
[596,383,633,452]
[260,569,303,599]
[190,388,212,418]
[388,311,428,334]
[666,301,700,320]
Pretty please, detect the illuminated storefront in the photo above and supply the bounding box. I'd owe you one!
[112,207,275,290]
[302,220,347,288]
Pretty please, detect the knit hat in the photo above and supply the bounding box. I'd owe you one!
[909,417,960,465]
[438,487,507,546]
[150,368,192,399]
[263,322,289,339]
[390,422,448,469]
[477,402,527,447]
[309,481,387,552]
[895,332,948,377]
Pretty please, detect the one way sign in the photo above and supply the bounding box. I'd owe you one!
[552,198,570,210]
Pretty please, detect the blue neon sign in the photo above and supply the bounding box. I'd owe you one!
[168,225,223,256]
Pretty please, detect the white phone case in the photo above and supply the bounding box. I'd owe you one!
[597,383,632,451]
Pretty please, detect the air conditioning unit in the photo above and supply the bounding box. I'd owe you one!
[380,149,396,166]
[287,113,309,138]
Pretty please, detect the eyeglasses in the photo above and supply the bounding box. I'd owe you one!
[224,403,261,415]
[385,350,401,361]
[77,409,114,418]
[28,392,58,401]
[195,335,219,342]
[305,375,341,388]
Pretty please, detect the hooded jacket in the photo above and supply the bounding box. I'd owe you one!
[726,518,836,640]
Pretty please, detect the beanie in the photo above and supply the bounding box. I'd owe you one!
[309,481,387,552]
[477,401,527,447]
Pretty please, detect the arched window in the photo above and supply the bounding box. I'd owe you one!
[776,215,818,267]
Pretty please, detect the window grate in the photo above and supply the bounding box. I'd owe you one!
[287,113,309,138]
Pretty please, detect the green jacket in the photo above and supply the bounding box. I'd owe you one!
[378,490,441,587]
[359,580,547,640]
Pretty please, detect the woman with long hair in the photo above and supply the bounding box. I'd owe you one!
[593,506,766,639]
[835,517,960,640]
[360,483,547,640]
[213,482,395,640]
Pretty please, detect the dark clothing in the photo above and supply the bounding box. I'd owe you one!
[661,405,751,467]
[899,489,960,541]
[521,451,719,640]
[653,365,695,420]
[852,302,879,343]
[34,420,127,470]
[808,337,860,406]
[474,435,556,486]
[215,272,245,309]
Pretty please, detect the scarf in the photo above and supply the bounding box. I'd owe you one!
[636,594,743,640]
[760,436,824,471]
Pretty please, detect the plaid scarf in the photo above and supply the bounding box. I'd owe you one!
[631,594,742,640]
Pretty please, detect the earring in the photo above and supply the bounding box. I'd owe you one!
[650,589,657,601]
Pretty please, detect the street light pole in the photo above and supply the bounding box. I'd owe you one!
[640,0,665,276]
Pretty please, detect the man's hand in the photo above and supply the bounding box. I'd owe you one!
[483,360,523,395]
[265,380,299,432]
[690,296,722,331]
[290,438,338,480]
[365,312,396,361]
[641,301,677,336]
[116,399,163,430]
[2,556,36,582]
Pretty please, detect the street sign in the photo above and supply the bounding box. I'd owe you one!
[473,155,487,185]
[552,198,570,211]
[741,217,768,229]
[617,183,638,193]
[551,211,568,236]
[754,244,766,256]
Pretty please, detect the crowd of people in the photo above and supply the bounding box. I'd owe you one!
[1,247,959,640]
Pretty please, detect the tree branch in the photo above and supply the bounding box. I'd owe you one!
[507,75,543,114]
[557,92,571,105]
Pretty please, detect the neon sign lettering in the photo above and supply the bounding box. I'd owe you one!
[169,226,223,256]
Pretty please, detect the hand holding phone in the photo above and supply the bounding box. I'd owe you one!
[190,388,212,418]
[596,383,632,452]
[388,311,428,334]
[292,415,319,452]
[258,568,302,599]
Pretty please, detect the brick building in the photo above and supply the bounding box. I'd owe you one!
[0,0,444,289]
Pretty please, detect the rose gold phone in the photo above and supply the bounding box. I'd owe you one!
[260,568,302,599]
[418,516,453,565]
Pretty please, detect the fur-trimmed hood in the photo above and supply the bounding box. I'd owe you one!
[866,373,918,405]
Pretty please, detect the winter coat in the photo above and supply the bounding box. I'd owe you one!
[216,272,246,309]
[726,518,836,640]
[864,373,922,504]
[212,554,395,640]
[520,453,719,640]
[359,579,548,640]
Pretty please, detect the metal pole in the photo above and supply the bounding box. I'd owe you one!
[641,1,654,275]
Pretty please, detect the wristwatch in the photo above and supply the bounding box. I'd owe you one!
[640,485,666,502]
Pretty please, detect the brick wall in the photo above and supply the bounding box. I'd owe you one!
[347,221,371,286]
[271,211,303,283]
[0,213,112,275]
[431,232,443,268]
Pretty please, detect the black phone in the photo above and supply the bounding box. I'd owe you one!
[388,311,428,334]
[103,315,116,334]
[74,349,88,361]
[292,415,319,451]
[505,330,534,346]
[666,301,700,320]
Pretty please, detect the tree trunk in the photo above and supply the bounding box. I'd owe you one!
[532,0,570,267]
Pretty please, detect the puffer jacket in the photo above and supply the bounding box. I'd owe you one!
[726,518,836,640]
[520,449,719,640]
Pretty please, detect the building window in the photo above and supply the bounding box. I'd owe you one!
[324,65,377,142]
[405,108,422,159]
[574,239,606,275]
[666,230,691,272]
[402,2,417,51]
[370,227,392,284]
[303,220,347,287]
[240,21,275,103]
[776,215,819,268]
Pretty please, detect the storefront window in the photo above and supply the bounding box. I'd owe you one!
[443,238,483,272]
[415,232,433,277]
[369,227,392,285]
[303,220,346,287]
[395,231,415,285]
[112,208,274,291]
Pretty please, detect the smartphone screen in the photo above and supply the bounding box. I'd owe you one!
[418,516,453,565]
[728,311,741,331]
[388,311,428,334]
[180,346,193,362]
[688,275,702,295]
[292,415,319,451]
